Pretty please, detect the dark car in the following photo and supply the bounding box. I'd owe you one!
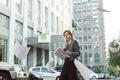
[53,65,63,72]
[29,72,43,80]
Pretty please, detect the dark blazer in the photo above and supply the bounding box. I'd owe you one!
[65,39,80,61]
[59,39,81,80]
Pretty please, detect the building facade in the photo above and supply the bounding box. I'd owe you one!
[73,0,106,70]
[0,0,73,69]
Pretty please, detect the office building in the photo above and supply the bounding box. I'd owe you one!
[73,0,106,70]
[0,0,73,69]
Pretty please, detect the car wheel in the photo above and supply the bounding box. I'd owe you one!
[56,76,60,80]
[92,76,96,79]
[0,72,11,80]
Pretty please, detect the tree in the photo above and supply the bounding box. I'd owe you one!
[107,66,117,76]
[93,66,103,73]
[108,40,120,67]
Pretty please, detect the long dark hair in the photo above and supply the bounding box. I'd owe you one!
[63,30,73,40]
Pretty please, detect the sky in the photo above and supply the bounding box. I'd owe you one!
[103,0,120,51]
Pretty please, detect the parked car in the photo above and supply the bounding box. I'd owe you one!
[29,72,43,80]
[29,66,60,80]
[10,64,29,79]
[0,62,28,80]
[98,73,106,79]
[89,73,99,79]
[53,65,63,72]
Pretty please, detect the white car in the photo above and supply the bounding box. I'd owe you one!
[90,73,99,79]
[11,65,29,79]
[29,66,60,80]
[0,62,28,80]
[98,73,106,79]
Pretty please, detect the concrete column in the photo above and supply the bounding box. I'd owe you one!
[33,0,38,35]
[33,47,37,66]
[42,49,45,66]
[22,0,28,66]
[8,0,16,64]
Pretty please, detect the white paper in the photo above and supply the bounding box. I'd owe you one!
[45,57,54,68]
[14,41,30,60]
[74,59,97,80]
[55,48,69,60]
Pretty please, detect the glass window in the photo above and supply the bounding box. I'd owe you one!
[32,68,40,72]
[84,52,88,64]
[41,68,49,73]
[84,45,87,50]
[92,7,97,10]
[92,11,98,14]
[92,2,98,6]
[14,55,21,64]
[51,12,53,32]
[92,0,97,1]
[16,0,22,14]
[56,17,59,34]
[83,27,87,30]
[88,45,92,50]
[45,7,48,28]
[88,27,91,30]
[84,36,87,41]
[28,0,32,20]
[80,45,82,50]
[51,0,53,6]
[93,15,98,18]
[27,27,33,37]
[89,53,92,57]
[0,0,8,6]
[37,31,41,37]
[82,0,89,2]
[0,13,9,29]
[0,39,7,62]
[88,36,91,39]
[94,53,100,64]
[79,36,82,41]
[38,1,41,25]
[15,21,23,35]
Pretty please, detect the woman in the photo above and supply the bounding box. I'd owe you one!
[59,30,81,80]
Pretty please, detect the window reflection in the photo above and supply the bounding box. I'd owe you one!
[16,0,22,14]
[0,0,8,6]
[0,13,9,29]
[0,39,7,62]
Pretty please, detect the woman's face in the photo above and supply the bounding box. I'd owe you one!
[64,32,72,41]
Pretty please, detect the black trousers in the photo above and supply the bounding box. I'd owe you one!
[59,58,78,80]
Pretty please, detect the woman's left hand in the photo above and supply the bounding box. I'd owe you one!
[65,50,72,56]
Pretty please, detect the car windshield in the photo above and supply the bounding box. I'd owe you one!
[41,67,54,73]
[32,67,40,72]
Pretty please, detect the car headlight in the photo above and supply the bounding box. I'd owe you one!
[17,73,21,76]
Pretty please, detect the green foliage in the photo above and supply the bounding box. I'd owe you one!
[93,66,103,73]
[107,66,117,76]
[108,39,120,67]
[109,40,119,48]
[109,54,120,67]
[36,61,42,66]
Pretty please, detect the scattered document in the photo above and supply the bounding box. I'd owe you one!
[74,59,97,80]
[55,48,69,60]
[14,41,30,60]
[46,57,54,68]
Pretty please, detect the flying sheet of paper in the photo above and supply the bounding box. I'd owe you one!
[55,48,69,60]
[45,57,54,68]
[14,41,30,59]
[74,59,97,80]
